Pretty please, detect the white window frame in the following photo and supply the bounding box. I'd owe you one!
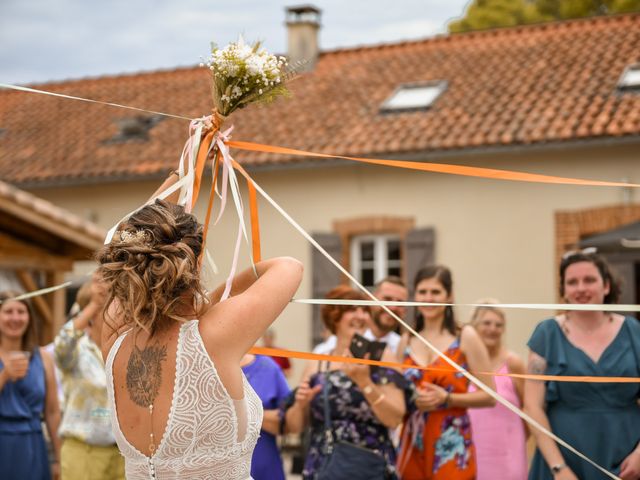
[618,64,640,90]
[350,234,402,288]
[380,81,447,112]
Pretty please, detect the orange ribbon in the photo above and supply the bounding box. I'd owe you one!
[249,346,640,383]
[228,140,640,188]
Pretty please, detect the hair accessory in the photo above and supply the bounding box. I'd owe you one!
[116,229,150,244]
[561,246,597,260]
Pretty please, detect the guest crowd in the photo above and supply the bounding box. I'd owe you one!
[0,249,639,479]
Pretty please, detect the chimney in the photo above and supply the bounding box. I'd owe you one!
[285,5,321,71]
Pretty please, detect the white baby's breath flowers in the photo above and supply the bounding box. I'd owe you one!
[204,36,291,118]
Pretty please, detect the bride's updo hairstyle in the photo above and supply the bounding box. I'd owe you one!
[97,199,208,334]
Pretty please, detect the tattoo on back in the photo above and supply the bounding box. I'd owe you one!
[126,343,167,407]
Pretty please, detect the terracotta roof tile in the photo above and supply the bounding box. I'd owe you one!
[1,14,640,185]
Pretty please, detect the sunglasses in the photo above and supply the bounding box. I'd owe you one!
[561,246,597,260]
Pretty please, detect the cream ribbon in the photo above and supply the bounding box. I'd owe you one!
[248,176,622,480]
[292,298,640,312]
[1,81,625,478]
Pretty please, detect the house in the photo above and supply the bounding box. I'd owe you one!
[0,180,104,342]
[1,8,639,372]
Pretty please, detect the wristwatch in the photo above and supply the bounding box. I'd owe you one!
[551,463,567,474]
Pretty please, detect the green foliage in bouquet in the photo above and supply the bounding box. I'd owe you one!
[203,37,293,117]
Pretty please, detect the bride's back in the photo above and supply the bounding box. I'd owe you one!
[97,199,303,479]
[106,319,262,480]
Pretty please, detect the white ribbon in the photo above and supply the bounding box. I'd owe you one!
[213,127,256,300]
[292,298,640,312]
[247,175,622,480]
[0,282,73,304]
[2,81,623,478]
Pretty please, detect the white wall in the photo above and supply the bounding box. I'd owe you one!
[31,141,640,382]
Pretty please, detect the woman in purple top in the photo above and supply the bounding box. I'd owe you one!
[241,353,291,480]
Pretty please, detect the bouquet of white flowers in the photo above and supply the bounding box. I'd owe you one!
[202,37,291,120]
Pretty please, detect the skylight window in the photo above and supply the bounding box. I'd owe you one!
[105,115,164,144]
[618,64,640,90]
[380,81,447,112]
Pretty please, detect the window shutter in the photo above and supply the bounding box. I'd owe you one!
[404,227,435,325]
[311,232,343,346]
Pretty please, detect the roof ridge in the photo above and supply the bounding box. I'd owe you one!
[322,11,640,56]
[22,63,204,89]
[13,12,639,89]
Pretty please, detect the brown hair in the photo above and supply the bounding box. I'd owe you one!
[559,251,621,304]
[374,275,406,290]
[0,292,39,353]
[321,285,369,334]
[96,199,208,335]
[413,265,458,336]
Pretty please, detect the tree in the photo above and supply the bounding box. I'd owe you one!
[448,0,640,33]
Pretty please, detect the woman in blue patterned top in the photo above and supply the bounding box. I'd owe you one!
[285,285,411,479]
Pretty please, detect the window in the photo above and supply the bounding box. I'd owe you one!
[380,81,447,112]
[618,64,640,91]
[350,234,402,289]
[105,115,164,143]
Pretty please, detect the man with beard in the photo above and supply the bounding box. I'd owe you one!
[363,277,407,354]
[313,277,408,355]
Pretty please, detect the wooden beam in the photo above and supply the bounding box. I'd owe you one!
[0,232,73,271]
[0,196,103,252]
[46,271,67,344]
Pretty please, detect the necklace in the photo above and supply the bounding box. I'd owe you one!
[562,312,612,335]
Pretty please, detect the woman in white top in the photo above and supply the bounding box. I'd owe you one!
[98,172,303,479]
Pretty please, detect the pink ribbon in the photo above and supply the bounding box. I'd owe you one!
[211,126,245,301]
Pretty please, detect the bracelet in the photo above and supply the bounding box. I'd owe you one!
[168,169,180,178]
[371,393,386,407]
[443,391,451,408]
[362,383,375,396]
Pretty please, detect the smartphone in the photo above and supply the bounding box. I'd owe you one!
[367,340,386,362]
[349,333,370,359]
[349,333,387,361]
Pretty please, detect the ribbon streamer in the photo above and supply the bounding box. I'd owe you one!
[249,347,640,383]
[292,298,640,312]
[0,282,73,304]
[233,166,622,480]
[0,83,192,121]
[1,82,626,478]
[228,140,640,189]
[2,83,639,190]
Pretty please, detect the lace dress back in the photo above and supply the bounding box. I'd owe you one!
[106,320,263,480]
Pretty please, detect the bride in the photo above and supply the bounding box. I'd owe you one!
[98,171,303,479]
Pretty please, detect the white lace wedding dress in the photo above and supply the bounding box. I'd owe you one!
[106,320,263,479]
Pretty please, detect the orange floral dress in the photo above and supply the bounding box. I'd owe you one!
[397,339,476,480]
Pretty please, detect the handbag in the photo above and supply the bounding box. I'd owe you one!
[317,365,388,480]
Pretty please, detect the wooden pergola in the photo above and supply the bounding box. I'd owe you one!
[0,180,105,343]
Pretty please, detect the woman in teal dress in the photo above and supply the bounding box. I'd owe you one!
[0,292,61,480]
[524,251,640,480]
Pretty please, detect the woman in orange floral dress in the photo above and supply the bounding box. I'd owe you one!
[396,266,495,480]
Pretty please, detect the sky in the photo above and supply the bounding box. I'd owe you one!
[0,0,471,85]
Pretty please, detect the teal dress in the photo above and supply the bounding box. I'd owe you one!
[0,349,51,480]
[528,317,640,479]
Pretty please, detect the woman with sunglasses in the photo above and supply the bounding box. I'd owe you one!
[524,250,640,480]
